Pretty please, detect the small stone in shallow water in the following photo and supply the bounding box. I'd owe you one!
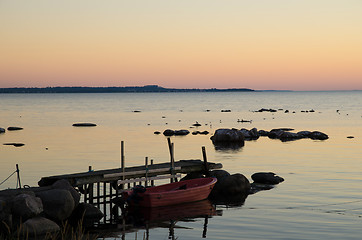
[72,123,97,127]
[7,126,23,131]
[347,136,354,139]
[3,143,25,147]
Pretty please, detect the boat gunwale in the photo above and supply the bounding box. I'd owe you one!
[143,177,217,195]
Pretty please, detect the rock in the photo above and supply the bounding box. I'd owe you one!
[257,130,269,136]
[52,179,80,207]
[12,194,43,221]
[251,172,284,185]
[70,203,103,227]
[192,131,209,135]
[163,129,190,136]
[174,130,190,136]
[209,173,250,206]
[209,170,230,182]
[0,199,12,230]
[192,122,202,127]
[154,131,161,135]
[279,131,302,141]
[210,129,245,150]
[255,108,277,112]
[297,131,312,138]
[7,127,23,131]
[163,129,175,136]
[309,131,329,140]
[72,123,97,127]
[268,129,285,139]
[221,109,231,112]
[36,189,75,221]
[3,143,25,147]
[0,128,5,133]
[240,128,259,140]
[210,128,245,143]
[21,217,60,237]
[347,136,354,139]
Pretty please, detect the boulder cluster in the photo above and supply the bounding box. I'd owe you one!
[210,127,328,146]
[182,170,284,206]
[0,179,103,238]
[162,129,190,136]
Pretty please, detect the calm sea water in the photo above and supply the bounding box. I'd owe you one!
[1,91,362,239]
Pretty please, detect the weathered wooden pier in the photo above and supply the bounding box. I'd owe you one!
[38,141,222,225]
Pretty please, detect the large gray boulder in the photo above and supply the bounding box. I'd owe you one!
[52,179,80,207]
[211,128,245,143]
[36,189,75,221]
[12,194,43,221]
[209,173,250,206]
[21,217,59,237]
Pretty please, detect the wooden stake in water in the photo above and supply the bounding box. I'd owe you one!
[167,138,176,183]
[202,146,210,177]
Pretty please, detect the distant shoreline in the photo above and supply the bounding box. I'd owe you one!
[0,85,257,93]
[0,85,360,93]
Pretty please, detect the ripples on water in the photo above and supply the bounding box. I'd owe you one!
[1,91,362,239]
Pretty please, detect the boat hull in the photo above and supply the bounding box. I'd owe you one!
[124,177,217,207]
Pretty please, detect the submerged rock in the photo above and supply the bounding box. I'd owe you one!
[7,127,23,131]
[251,172,284,185]
[309,131,329,140]
[0,128,5,133]
[72,123,97,127]
[3,143,25,147]
[163,129,190,136]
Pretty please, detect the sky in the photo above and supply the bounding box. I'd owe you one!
[1,1,362,91]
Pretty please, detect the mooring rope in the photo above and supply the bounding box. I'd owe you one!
[0,170,17,186]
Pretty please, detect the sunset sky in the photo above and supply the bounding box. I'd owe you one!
[1,1,361,90]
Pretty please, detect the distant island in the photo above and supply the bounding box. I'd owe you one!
[0,85,256,93]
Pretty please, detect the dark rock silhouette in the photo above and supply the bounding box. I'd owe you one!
[72,123,97,127]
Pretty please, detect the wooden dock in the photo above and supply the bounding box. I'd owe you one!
[38,159,222,187]
[37,141,222,224]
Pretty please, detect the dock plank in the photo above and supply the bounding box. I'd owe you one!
[38,159,222,187]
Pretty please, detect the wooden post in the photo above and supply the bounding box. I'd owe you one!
[145,157,148,187]
[150,159,154,186]
[167,138,176,183]
[103,182,106,223]
[16,164,21,189]
[121,141,125,182]
[202,146,210,177]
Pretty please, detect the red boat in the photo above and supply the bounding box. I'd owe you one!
[123,177,217,207]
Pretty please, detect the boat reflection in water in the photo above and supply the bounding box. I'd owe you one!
[109,199,221,239]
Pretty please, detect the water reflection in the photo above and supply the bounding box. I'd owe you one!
[93,199,222,239]
[212,142,244,151]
